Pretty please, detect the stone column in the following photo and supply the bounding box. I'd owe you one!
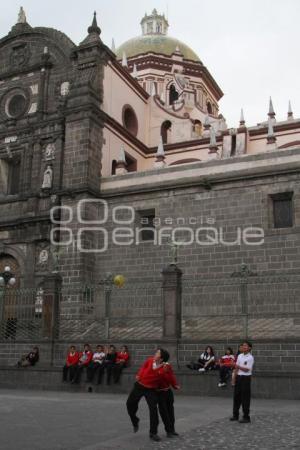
[161,264,182,367]
[42,274,62,365]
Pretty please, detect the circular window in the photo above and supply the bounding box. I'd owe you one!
[7,94,27,118]
[122,105,138,137]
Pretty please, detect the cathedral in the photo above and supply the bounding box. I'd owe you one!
[0,8,299,377]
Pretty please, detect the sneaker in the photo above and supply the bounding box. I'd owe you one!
[198,368,205,372]
[239,417,251,423]
[218,382,223,387]
[166,433,175,438]
[230,416,239,421]
[150,434,161,442]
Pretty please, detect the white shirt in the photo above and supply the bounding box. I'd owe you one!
[93,352,105,363]
[237,353,254,376]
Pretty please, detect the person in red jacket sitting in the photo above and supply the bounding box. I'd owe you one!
[71,344,93,384]
[218,347,235,387]
[62,345,79,382]
[126,348,174,442]
[157,362,180,437]
[113,345,130,383]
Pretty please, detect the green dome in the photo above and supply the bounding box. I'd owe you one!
[116,34,201,62]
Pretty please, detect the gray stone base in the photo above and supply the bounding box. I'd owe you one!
[0,366,299,400]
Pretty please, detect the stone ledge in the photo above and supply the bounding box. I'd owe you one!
[0,366,299,400]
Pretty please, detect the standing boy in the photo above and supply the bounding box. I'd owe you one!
[230,341,254,423]
[126,348,172,442]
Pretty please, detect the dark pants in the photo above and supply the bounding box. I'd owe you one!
[219,366,232,384]
[72,365,87,383]
[96,364,106,384]
[105,362,115,384]
[233,375,251,418]
[126,382,159,435]
[113,363,126,383]
[87,362,103,383]
[158,389,174,433]
[62,364,76,382]
[188,359,214,371]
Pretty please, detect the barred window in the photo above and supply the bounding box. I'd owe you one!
[137,209,156,242]
[272,192,293,228]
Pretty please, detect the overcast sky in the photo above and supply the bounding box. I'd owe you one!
[1,0,300,127]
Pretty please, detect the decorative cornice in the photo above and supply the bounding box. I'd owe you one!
[249,120,300,137]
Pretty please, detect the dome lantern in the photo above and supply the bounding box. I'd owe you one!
[140,9,169,36]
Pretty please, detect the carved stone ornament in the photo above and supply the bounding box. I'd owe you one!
[10,44,30,68]
[39,249,49,264]
[60,82,70,96]
[36,244,50,270]
[44,143,55,161]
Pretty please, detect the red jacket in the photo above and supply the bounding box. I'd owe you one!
[157,363,178,390]
[136,357,165,389]
[116,351,130,364]
[220,355,235,368]
[78,351,93,366]
[66,351,79,367]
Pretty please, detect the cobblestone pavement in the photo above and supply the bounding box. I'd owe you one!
[142,412,300,450]
[0,390,299,450]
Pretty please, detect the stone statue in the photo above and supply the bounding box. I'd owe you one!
[42,165,53,189]
[18,7,26,24]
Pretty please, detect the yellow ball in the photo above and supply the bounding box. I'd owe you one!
[114,274,125,288]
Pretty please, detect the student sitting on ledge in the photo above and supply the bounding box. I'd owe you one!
[87,345,106,383]
[113,345,130,383]
[186,346,215,372]
[218,347,235,387]
[17,346,39,367]
[62,345,79,382]
[71,344,93,384]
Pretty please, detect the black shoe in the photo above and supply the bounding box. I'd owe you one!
[133,419,139,433]
[230,416,239,421]
[150,434,161,442]
[166,433,175,438]
[170,431,179,436]
[239,417,251,423]
[186,364,193,370]
[88,387,93,393]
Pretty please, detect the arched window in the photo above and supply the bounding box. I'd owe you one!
[161,120,172,144]
[122,105,138,137]
[206,101,213,115]
[193,120,202,136]
[169,84,179,105]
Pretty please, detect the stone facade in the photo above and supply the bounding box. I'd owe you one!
[0,10,299,380]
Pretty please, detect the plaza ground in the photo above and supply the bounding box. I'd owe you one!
[0,389,299,450]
